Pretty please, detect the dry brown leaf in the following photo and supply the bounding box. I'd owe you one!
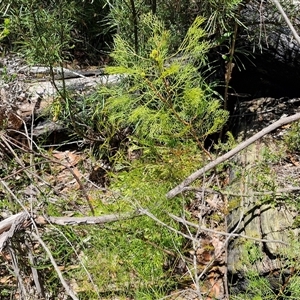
[53,151,82,167]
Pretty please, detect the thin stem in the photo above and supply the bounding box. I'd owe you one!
[29,232,79,300]
[224,8,240,111]
[144,76,212,158]
[271,0,300,46]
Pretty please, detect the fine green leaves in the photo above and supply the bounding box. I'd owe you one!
[97,14,228,147]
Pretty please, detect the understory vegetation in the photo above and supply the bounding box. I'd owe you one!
[1,0,300,299]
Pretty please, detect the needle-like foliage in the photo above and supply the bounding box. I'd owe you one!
[97,14,229,148]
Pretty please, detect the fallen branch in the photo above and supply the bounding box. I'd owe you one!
[0,212,29,251]
[167,112,300,198]
[36,210,145,226]
[0,210,145,251]
[0,212,26,235]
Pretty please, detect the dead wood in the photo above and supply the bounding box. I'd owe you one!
[0,210,145,252]
[167,112,300,199]
[271,0,300,45]
[29,231,79,300]
[36,209,145,226]
[0,212,27,235]
[0,212,29,251]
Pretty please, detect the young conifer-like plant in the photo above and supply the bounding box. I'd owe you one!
[97,14,228,148]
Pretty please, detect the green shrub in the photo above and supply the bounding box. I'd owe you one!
[1,0,111,60]
[93,14,228,148]
[6,0,76,65]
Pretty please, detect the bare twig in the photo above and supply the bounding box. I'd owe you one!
[0,212,26,235]
[168,213,288,245]
[0,211,145,236]
[271,0,300,45]
[25,238,45,297]
[9,245,27,299]
[0,132,96,215]
[37,210,145,226]
[0,209,145,299]
[140,209,200,244]
[0,180,79,298]
[29,231,79,300]
[167,112,300,198]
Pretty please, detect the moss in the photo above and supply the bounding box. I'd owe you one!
[210,212,223,223]
[228,197,242,211]
[73,143,204,297]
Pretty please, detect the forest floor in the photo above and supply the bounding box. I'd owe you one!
[1,55,300,300]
